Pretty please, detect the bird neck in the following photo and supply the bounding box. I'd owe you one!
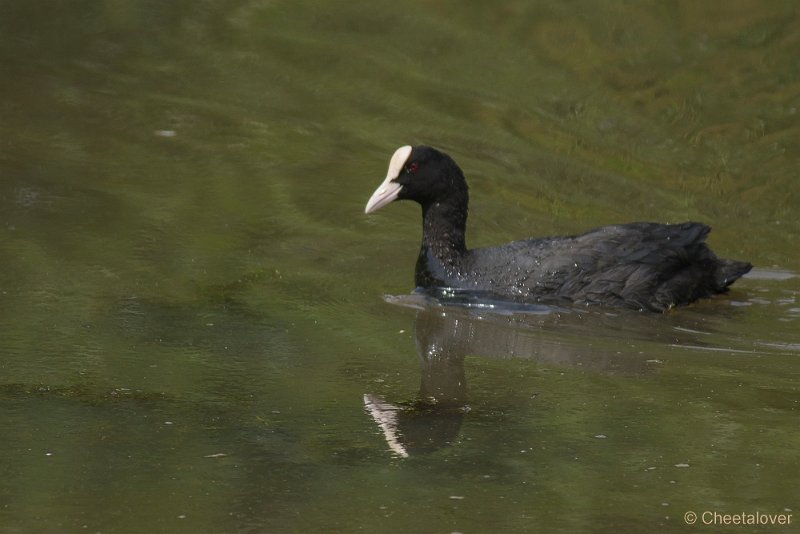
[415,200,468,287]
[422,200,468,253]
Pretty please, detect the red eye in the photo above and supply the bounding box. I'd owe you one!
[407,162,419,173]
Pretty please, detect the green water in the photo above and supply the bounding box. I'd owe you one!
[1,1,799,532]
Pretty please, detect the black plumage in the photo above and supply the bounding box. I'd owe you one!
[365,145,751,312]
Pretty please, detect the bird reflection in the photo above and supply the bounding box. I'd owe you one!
[364,304,471,457]
[365,290,734,457]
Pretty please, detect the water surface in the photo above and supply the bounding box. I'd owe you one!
[1,1,799,532]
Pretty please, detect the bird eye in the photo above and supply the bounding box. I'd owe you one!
[407,162,419,173]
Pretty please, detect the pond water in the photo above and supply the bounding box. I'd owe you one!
[1,1,799,532]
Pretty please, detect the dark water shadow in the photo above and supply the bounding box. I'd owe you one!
[364,289,755,458]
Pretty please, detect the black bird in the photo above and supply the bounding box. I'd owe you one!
[364,145,751,312]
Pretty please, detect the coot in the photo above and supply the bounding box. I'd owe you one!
[365,145,751,312]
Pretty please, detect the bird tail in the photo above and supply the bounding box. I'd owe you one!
[714,259,752,290]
